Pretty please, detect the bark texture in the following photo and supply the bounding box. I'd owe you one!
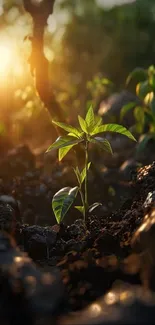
[23,0,64,121]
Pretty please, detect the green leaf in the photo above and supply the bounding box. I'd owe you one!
[148,65,155,76]
[68,130,84,138]
[88,202,102,213]
[74,163,91,185]
[101,78,113,86]
[136,81,151,99]
[85,105,95,131]
[134,106,145,133]
[145,110,155,125]
[136,134,155,153]
[126,68,148,86]
[94,115,102,127]
[52,186,79,224]
[52,120,82,137]
[46,135,82,152]
[144,92,154,106]
[149,75,155,91]
[149,74,155,91]
[75,206,84,214]
[73,166,81,185]
[59,144,76,161]
[80,162,91,184]
[150,97,155,115]
[120,102,136,121]
[78,115,88,133]
[134,123,143,134]
[90,137,113,154]
[144,92,155,116]
[91,124,136,141]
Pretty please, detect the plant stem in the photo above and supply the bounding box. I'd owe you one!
[84,140,89,220]
[79,188,86,221]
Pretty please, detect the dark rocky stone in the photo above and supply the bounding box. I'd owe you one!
[0,203,16,234]
[131,208,155,255]
[45,228,57,246]
[0,195,21,222]
[28,233,47,260]
[94,231,120,255]
[0,231,64,324]
[119,159,141,181]
[61,284,155,325]
[98,90,140,128]
[67,224,81,237]
[21,225,57,259]
[65,239,85,252]
[143,191,155,209]
[131,208,155,290]
[74,219,86,228]
[50,239,65,257]
[22,225,44,239]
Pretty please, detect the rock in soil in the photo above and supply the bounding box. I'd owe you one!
[59,284,155,325]
[0,231,64,324]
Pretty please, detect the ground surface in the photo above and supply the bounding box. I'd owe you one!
[1,145,155,323]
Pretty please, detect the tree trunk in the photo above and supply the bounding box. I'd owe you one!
[23,0,64,122]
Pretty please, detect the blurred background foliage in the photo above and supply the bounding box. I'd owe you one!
[0,0,155,151]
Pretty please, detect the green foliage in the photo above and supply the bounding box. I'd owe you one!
[52,121,82,137]
[74,206,84,214]
[78,115,88,133]
[46,135,83,151]
[120,102,136,121]
[59,145,75,161]
[52,186,78,224]
[89,137,113,154]
[47,104,136,224]
[74,162,91,185]
[80,162,91,184]
[126,68,148,86]
[121,65,155,151]
[88,202,102,213]
[91,124,136,141]
[87,76,114,108]
[50,0,155,121]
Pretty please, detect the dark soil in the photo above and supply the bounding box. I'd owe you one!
[19,161,155,314]
[1,145,155,322]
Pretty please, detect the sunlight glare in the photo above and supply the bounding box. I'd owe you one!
[14,64,23,77]
[90,303,102,317]
[0,45,11,75]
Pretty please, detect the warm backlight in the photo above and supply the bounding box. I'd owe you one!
[0,44,24,79]
[0,45,11,75]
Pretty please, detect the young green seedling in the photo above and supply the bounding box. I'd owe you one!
[121,65,155,151]
[46,105,136,224]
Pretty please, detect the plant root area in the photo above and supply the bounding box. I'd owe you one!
[1,145,155,323]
